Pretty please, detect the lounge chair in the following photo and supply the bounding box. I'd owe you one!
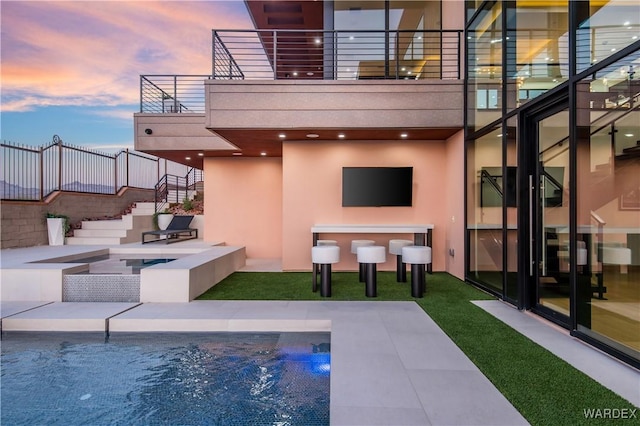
[142,215,198,244]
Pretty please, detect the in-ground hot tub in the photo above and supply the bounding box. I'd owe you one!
[1,246,245,303]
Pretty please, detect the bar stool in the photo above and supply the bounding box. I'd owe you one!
[388,239,413,282]
[312,245,340,297]
[402,245,432,298]
[356,245,386,297]
[312,240,338,292]
[351,240,375,282]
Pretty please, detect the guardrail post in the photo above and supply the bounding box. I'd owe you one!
[273,30,277,79]
[126,148,130,187]
[57,139,63,191]
[39,145,44,201]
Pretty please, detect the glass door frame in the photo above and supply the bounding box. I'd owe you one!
[518,90,573,328]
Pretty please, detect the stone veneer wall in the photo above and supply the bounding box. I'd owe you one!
[0,188,154,249]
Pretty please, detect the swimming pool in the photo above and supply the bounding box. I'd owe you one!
[1,332,330,425]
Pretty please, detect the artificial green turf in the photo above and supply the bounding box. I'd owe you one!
[198,271,638,425]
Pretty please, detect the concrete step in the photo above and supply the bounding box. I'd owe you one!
[81,216,132,230]
[66,236,124,245]
[131,207,154,216]
[73,229,128,238]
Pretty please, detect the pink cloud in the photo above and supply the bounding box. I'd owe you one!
[1,1,253,112]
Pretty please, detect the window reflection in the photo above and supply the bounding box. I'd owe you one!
[576,54,640,360]
[467,127,504,293]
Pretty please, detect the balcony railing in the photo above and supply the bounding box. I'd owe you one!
[212,29,463,81]
[139,29,462,113]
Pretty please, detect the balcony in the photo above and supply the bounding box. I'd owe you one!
[135,29,464,161]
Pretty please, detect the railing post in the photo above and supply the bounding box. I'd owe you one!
[57,139,63,191]
[212,31,216,78]
[126,148,130,187]
[39,145,44,201]
[170,76,176,112]
[273,30,277,79]
[114,152,118,193]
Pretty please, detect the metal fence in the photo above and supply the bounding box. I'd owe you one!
[1,135,202,201]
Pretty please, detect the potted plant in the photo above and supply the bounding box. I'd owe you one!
[152,209,173,231]
[46,212,70,246]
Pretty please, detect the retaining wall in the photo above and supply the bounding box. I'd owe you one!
[1,188,154,249]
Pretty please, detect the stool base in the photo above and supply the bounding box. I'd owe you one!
[411,264,425,298]
[396,255,407,282]
[365,264,377,297]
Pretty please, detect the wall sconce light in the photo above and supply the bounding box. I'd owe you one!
[144,128,152,135]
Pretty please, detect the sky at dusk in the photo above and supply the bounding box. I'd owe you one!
[1,0,253,150]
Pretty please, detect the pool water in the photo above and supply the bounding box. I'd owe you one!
[1,332,330,425]
[35,254,184,275]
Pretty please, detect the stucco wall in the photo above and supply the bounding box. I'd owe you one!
[203,157,283,258]
[201,139,467,275]
[1,188,154,249]
[444,130,465,280]
[282,140,450,272]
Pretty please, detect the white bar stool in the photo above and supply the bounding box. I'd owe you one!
[402,245,432,298]
[389,239,413,282]
[312,245,340,297]
[356,245,386,297]
[312,240,338,291]
[351,240,375,282]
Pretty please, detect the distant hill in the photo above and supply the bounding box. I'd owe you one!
[1,180,116,199]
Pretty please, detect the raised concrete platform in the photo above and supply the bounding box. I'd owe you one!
[1,241,245,303]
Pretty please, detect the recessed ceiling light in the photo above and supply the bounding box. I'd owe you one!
[401,67,406,71]
[306,133,319,138]
[185,156,191,160]
[278,133,286,138]
[338,133,345,139]
[315,38,321,44]
[624,133,634,137]
[198,152,204,156]
[400,133,408,138]
[307,72,314,76]
[623,21,630,26]
[232,152,243,156]
[293,72,298,76]
[349,35,354,40]
[260,152,267,156]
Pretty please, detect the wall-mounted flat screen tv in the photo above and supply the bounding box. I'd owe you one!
[342,167,413,207]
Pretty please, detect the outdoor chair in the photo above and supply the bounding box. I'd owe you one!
[142,215,198,244]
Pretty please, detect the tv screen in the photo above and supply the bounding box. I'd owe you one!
[342,167,413,207]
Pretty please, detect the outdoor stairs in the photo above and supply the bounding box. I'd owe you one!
[66,202,156,245]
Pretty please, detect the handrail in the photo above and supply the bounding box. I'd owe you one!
[480,169,504,199]
[540,90,640,158]
[154,172,201,213]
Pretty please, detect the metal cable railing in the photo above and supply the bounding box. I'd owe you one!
[140,75,211,114]
[212,29,463,81]
[1,136,203,201]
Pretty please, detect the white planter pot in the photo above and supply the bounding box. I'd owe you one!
[47,218,65,246]
[157,214,174,230]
